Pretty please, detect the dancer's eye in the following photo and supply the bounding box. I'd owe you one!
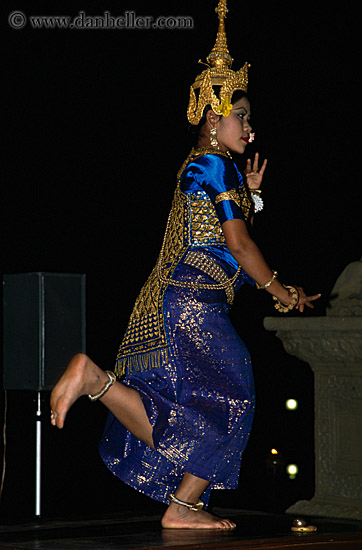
[237,110,248,120]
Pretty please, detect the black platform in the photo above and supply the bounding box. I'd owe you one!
[0,509,361,550]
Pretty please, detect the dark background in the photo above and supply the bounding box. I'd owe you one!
[2,0,361,521]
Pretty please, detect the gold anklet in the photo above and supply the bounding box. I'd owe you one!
[88,371,116,402]
[273,285,299,313]
[168,493,204,512]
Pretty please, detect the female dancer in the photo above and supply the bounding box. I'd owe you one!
[50,1,320,530]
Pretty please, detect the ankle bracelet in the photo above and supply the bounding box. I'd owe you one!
[168,493,204,512]
[88,371,116,402]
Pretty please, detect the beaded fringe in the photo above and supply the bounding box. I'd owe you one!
[115,347,169,379]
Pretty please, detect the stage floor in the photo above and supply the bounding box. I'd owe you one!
[0,509,361,550]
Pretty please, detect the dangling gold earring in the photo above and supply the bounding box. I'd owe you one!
[210,127,219,149]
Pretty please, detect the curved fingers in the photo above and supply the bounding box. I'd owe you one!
[295,287,321,312]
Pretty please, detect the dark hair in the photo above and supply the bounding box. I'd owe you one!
[188,89,248,146]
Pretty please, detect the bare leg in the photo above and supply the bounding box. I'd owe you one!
[161,473,236,529]
[50,354,235,529]
[50,353,154,448]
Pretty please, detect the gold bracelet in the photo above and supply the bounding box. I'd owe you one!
[273,285,299,313]
[255,270,278,290]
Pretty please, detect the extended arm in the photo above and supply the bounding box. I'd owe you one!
[222,218,320,310]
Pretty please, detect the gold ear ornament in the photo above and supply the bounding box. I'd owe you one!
[210,127,219,148]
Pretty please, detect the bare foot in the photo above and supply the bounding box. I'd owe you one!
[161,503,236,529]
[50,353,108,429]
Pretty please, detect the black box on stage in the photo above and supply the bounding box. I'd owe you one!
[3,273,86,391]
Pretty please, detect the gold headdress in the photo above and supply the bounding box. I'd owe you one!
[187,0,250,125]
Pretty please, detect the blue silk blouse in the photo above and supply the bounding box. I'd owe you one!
[180,153,247,270]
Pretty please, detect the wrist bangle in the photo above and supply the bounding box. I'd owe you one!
[273,285,299,313]
[256,270,278,290]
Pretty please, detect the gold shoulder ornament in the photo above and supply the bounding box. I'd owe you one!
[215,189,241,208]
[187,0,250,125]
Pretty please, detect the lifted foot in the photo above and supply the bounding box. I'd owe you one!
[50,353,108,429]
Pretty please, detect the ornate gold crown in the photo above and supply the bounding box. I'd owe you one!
[187,0,250,125]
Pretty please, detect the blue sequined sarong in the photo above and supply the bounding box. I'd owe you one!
[99,260,255,507]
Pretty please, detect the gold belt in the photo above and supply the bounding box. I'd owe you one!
[157,250,241,305]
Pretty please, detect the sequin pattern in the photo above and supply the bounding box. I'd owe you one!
[115,166,246,377]
[100,150,256,507]
[100,264,255,506]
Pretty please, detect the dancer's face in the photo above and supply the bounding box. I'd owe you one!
[209,97,252,154]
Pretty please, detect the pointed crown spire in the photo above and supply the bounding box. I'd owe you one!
[187,0,250,125]
[206,1,233,69]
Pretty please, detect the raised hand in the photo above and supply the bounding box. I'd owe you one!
[245,152,267,190]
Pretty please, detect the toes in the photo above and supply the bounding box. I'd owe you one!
[56,414,65,429]
[220,519,236,529]
[50,409,65,429]
[50,410,57,426]
[218,520,229,529]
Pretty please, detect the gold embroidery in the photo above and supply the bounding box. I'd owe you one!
[116,148,247,378]
[188,194,224,244]
[183,250,240,304]
[159,187,187,277]
[157,216,240,303]
[239,185,253,220]
[215,187,253,220]
[116,188,186,377]
[215,189,241,207]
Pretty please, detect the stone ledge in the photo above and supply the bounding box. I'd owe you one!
[287,498,362,521]
[264,316,362,332]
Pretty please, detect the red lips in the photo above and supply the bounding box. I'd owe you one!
[241,137,249,143]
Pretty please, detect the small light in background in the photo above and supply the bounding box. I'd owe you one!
[266,448,284,472]
[287,463,299,479]
[285,398,298,410]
